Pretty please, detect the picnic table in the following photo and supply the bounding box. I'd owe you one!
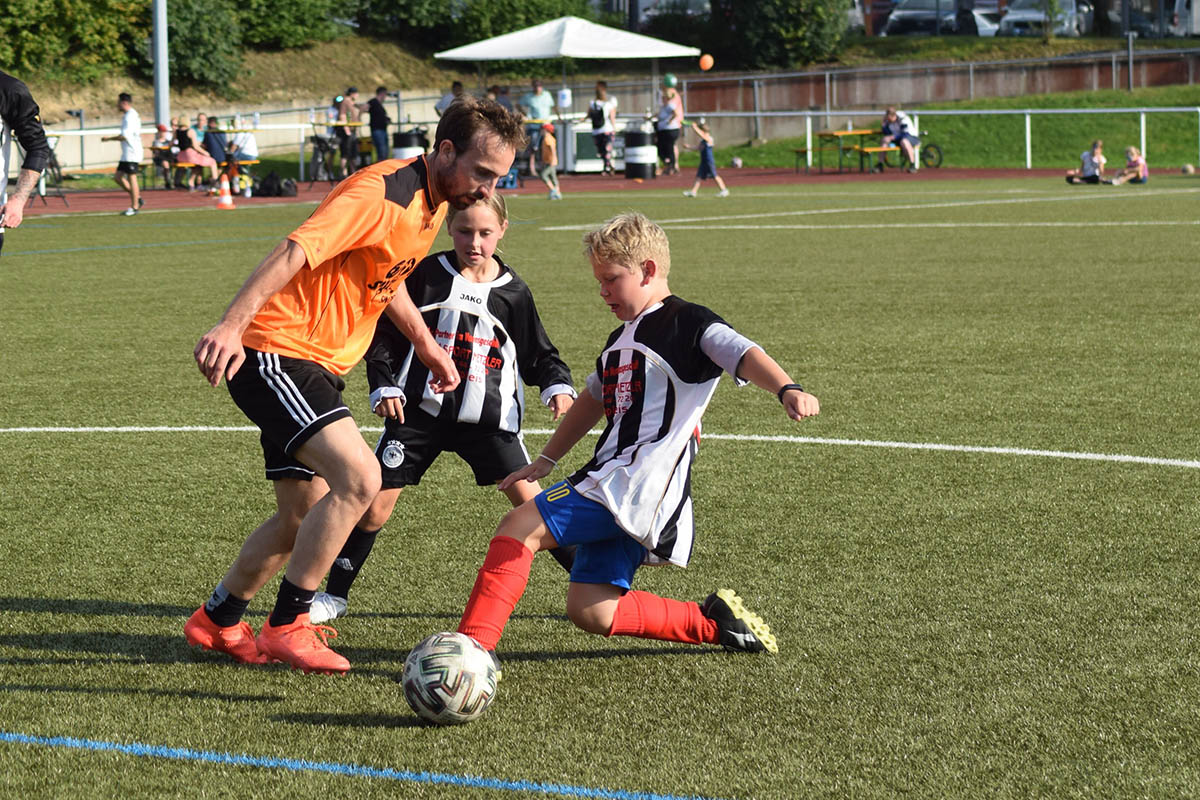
[815,129,878,173]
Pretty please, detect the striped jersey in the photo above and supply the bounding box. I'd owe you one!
[365,251,574,432]
[569,295,757,568]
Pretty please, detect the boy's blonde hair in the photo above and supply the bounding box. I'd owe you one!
[582,212,671,276]
[447,192,508,227]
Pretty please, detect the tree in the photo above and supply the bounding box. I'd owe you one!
[238,0,342,49]
[707,0,849,69]
[0,0,144,83]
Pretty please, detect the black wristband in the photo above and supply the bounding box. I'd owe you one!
[777,383,804,403]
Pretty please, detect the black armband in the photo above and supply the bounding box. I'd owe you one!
[776,384,804,403]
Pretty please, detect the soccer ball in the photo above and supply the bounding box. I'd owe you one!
[1183,163,1196,175]
[401,632,497,725]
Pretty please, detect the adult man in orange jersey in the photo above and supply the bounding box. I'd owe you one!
[187,97,525,674]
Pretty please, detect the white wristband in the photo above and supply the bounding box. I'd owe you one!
[537,453,558,468]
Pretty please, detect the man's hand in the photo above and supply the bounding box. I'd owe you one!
[548,393,574,420]
[415,340,460,394]
[194,322,246,387]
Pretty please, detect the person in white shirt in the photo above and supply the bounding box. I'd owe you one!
[102,92,144,216]
[1066,139,1106,185]
[434,81,465,117]
[584,81,619,175]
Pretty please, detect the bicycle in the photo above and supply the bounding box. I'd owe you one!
[882,130,943,170]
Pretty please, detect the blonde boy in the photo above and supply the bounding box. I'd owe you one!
[538,122,562,200]
[453,212,819,670]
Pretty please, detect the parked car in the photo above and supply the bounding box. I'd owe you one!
[997,0,1095,36]
[882,0,1000,36]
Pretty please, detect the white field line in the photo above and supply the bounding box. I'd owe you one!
[1,425,1196,470]
[662,220,1200,230]
[539,186,1200,230]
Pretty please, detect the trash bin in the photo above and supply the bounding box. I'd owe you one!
[393,129,428,160]
[623,126,656,180]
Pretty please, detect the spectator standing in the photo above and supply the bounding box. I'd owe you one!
[102,92,145,216]
[654,75,684,176]
[538,122,562,200]
[336,87,362,178]
[585,81,618,176]
[519,78,555,175]
[366,86,392,165]
[491,85,514,114]
[435,81,465,117]
[0,69,51,254]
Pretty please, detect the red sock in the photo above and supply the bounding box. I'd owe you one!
[457,536,534,651]
[607,590,719,645]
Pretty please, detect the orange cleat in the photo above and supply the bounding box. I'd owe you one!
[255,613,350,675]
[184,606,268,664]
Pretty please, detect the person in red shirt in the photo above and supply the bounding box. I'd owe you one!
[186,97,525,674]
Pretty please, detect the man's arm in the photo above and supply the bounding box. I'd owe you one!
[384,288,460,394]
[193,238,307,386]
[0,167,41,228]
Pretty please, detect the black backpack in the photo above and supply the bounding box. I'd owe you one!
[588,102,605,130]
[281,178,297,198]
[258,171,282,197]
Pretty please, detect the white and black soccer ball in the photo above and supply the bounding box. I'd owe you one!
[402,632,497,725]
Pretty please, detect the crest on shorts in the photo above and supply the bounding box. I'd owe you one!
[381,440,405,469]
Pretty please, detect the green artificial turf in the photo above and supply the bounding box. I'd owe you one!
[1,178,1198,798]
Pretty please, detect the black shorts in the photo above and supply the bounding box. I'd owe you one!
[227,347,353,481]
[335,130,356,159]
[373,408,529,489]
[116,161,141,175]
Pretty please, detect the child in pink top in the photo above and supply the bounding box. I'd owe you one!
[1109,146,1148,185]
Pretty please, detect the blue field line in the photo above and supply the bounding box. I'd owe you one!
[1,731,729,800]
[13,235,280,256]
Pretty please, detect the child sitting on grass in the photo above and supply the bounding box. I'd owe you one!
[1107,146,1148,185]
[1066,139,1106,184]
[451,212,820,673]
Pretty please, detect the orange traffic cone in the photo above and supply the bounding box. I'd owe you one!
[216,174,236,210]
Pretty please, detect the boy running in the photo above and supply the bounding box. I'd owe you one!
[452,212,819,671]
[186,98,524,675]
[310,193,577,623]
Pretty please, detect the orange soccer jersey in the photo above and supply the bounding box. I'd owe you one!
[242,156,447,375]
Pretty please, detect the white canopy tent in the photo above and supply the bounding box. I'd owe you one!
[433,16,700,62]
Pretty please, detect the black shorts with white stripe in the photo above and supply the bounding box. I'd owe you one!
[227,347,353,481]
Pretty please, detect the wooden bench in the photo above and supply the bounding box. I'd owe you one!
[169,159,260,190]
[855,145,900,172]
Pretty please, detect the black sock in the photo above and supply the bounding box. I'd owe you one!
[547,545,577,573]
[268,576,315,627]
[325,526,381,599]
[203,582,251,628]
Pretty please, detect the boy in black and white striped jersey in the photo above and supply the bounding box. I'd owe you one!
[309,193,578,623]
[452,212,820,667]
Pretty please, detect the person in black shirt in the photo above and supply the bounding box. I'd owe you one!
[366,86,392,165]
[0,70,51,253]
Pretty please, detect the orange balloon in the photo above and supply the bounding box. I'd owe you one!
[699,54,714,71]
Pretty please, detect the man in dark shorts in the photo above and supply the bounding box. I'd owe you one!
[187,97,526,675]
[335,87,361,177]
[102,92,144,216]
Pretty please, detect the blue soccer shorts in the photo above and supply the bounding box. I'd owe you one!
[534,481,646,589]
